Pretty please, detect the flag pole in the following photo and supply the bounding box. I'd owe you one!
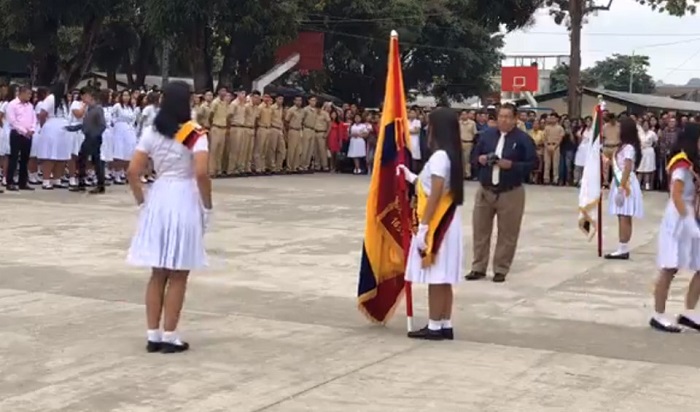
[597,95,605,258]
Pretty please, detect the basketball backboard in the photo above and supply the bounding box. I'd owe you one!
[275,32,325,72]
[501,66,539,93]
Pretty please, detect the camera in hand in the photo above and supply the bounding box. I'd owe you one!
[485,152,500,166]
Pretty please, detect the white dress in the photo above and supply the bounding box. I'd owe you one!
[405,150,463,285]
[139,105,157,138]
[127,126,209,270]
[111,104,138,161]
[101,106,114,162]
[68,100,85,156]
[574,128,592,167]
[347,123,367,158]
[657,166,700,270]
[0,101,10,156]
[608,144,644,218]
[637,130,657,173]
[409,118,422,160]
[35,95,71,161]
[30,102,43,158]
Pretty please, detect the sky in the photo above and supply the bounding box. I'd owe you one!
[502,0,700,86]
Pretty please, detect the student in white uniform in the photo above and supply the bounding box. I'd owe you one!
[0,86,13,187]
[408,108,422,171]
[637,119,658,191]
[573,116,592,185]
[66,91,87,188]
[651,124,700,333]
[137,92,159,183]
[35,82,70,190]
[398,107,464,341]
[28,88,47,185]
[100,89,114,178]
[126,81,212,353]
[111,90,138,184]
[347,113,367,174]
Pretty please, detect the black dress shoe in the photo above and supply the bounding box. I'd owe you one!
[161,341,190,353]
[6,185,18,191]
[678,315,700,332]
[407,326,444,341]
[441,328,454,340]
[89,187,106,195]
[69,185,86,192]
[493,273,507,283]
[465,271,487,281]
[649,317,681,333]
[146,340,163,353]
[19,185,35,191]
[604,252,630,260]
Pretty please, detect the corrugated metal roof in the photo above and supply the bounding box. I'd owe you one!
[589,88,700,112]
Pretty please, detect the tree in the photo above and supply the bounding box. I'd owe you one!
[587,54,656,93]
[549,63,597,91]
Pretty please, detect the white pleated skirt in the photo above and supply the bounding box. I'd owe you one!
[657,203,700,270]
[0,126,8,156]
[637,147,656,173]
[405,207,463,285]
[608,176,644,218]
[68,129,84,156]
[112,121,137,161]
[30,122,41,158]
[35,117,71,161]
[127,177,207,271]
[101,128,114,162]
[347,137,366,158]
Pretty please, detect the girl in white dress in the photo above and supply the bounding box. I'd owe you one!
[573,116,592,185]
[28,88,47,185]
[637,120,657,191]
[36,82,70,190]
[347,113,367,174]
[100,90,115,177]
[651,124,700,333]
[408,108,422,171]
[112,90,138,184]
[605,117,644,260]
[0,86,13,186]
[398,107,464,341]
[138,93,160,183]
[67,91,87,188]
[127,81,212,354]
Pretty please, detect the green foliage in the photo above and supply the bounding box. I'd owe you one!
[633,0,698,15]
[550,63,598,91]
[549,54,656,93]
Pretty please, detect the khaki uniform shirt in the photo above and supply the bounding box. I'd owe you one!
[459,119,477,142]
[302,106,317,130]
[258,103,272,128]
[314,110,330,132]
[517,120,527,132]
[210,99,230,127]
[286,106,304,130]
[196,103,211,128]
[229,100,246,127]
[243,103,257,128]
[543,124,564,145]
[271,104,283,129]
[603,123,620,145]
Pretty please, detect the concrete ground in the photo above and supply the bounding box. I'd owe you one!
[1,175,700,412]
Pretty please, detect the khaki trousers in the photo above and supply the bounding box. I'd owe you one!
[227,127,244,174]
[287,129,302,170]
[472,185,526,275]
[543,144,560,183]
[301,128,315,170]
[267,127,286,171]
[314,131,329,170]
[253,127,270,172]
[209,126,227,176]
[602,145,617,184]
[461,141,473,178]
[243,128,255,172]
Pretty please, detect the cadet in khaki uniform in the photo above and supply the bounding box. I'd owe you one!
[196,91,213,129]
[227,91,247,175]
[313,102,331,171]
[269,94,286,173]
[240,92,260,174]
[543,113,564,184]
[285,96,304,172]
[207,93,231,176]
[301,96,318,172]
[254,94,272,173]
[459,109,477,179]
[602,115,620,185]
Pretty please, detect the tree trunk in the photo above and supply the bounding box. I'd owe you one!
[161,38,171,86]
[133,35,154,88]
[31,17,59,86]
[106,68,117,90]
[567,0,583,119]
[60,16,104,90]
[187,25,213,92]
[219,41,235,89]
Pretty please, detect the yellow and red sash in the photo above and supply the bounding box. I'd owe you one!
[667,151,693,179]
[174,120,206,151]
[416,181,456,268]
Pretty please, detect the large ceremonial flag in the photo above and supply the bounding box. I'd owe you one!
[357,30,413,324]
[578,102,604,240]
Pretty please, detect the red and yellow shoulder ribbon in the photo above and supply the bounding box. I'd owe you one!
[416,181,456,268]
[174,120,206,150]
[667,151,692,176]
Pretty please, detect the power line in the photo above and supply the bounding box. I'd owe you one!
[663,46,700,80]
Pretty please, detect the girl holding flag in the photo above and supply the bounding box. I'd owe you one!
[651,124,700,333]
[604,117,644,260]
[397,107,464,341]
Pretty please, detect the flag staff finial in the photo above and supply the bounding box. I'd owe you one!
[391,30,398,37]
[597,94,606,110]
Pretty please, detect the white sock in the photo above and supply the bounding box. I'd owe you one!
[427,319,441,331]
[683,310,700,324]
[653,312,675,327]
[147,329,161,342]
[618,243,629,254]
[441,319,452,329]
[162,331,183,345]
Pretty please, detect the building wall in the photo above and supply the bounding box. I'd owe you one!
[535,94,627,116]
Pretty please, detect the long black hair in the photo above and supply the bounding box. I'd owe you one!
[154,81,192,138]
[50,81,67,115]
[619,117,642,168]
[671,123,700,173]
[427,107,464,205]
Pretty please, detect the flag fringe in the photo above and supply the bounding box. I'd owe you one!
[357,286,405,325]
[578,198,600,241]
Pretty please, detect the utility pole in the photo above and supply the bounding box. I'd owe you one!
[628,51,635,93]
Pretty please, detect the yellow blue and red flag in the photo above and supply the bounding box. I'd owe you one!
[357,31,413,323]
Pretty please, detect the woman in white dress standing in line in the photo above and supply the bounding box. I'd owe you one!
[573,115,592,186]
[100,89,115,182]
[0,86,13,187]
[112,90,138,184]
[347,113,367,174]
[35,82,71,190]
[605,117,644,260]
[138,92,159,183]
[126,81,212,353]
[637,119,657,191]
[28,88,47,185]
[67,90,87,188]
[651,123,700,333]
[397,107,464,341]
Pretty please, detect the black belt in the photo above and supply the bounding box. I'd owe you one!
[482,184,518,194]
[316,129,327,133]
[462,140,474,143]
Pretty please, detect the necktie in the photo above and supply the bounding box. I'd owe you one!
[492,133,506,185]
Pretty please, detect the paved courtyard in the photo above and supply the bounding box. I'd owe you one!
[1,175,700,411]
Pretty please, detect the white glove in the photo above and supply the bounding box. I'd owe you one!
[415,223,429,251]
[202,208,212,233]
[396,164,417,184]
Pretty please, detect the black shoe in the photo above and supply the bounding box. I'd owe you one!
[604,252,630,260]
[441,328,454,340]
[465,271,486,281]
[6,185,18,192]
[649,317,681,333]
[678,315,700,332]
[407,326,444,341]
[19,185,35,191]
[146,340,163,353]
[69,185,86,192]
[493,273,507,283]
[161,341,190,353]
[88,187,105,195]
